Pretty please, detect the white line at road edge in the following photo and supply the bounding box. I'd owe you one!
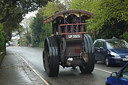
[18,55,49,85]
[94,68,112,74]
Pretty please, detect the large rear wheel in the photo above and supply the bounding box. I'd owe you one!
[79,34,95,74]
[43,37,59,77]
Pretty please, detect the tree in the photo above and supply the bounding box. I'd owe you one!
[30,13,43,46]
[42,1,66,19]
[0,24,5,52]
[0,0,52,41]
[122,32,128,42]
[91,0,128,39]
[89,0,128,30]
[0,0,52,23]
[69,0,94,12]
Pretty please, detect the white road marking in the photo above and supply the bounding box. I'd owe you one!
[94,68,112,74]
[17,55,49,85]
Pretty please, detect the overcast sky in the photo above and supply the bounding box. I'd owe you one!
[24,10,38,18]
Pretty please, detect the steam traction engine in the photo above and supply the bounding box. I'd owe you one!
[43,10,95,77]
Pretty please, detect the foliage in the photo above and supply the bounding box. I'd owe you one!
[25,32,32,46]
[0,0,52,42]
[0,24,5,52]
[43,1,66,19]
[29,13,43,46]
[0,0,52,23]
[29,12,52,47]
[19,35,29,46]
[25,0,128,47]
[69,0,94,12]
[28,1,65,47]
[69,0,128,40]
[90,0,128,30]
[95,20,126,39]
[122,32,128,42]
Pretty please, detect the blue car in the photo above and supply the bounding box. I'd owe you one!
[94,39,128,66]
[106,62,128,85]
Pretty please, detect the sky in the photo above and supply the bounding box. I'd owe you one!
[24,10,38,18]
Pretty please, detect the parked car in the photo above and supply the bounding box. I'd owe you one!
[106,62,128,85]
[9,41,13,46]
[94,39,128,66]
[6,43,9,47]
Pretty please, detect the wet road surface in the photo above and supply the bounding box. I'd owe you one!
[6,46,122,85]
[0,47,45,85]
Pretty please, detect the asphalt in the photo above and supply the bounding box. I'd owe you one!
[0,49,45,85]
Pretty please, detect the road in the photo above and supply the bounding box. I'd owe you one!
[7,46,122,85]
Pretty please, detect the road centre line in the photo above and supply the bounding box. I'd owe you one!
[17,54,49,85]
[94,68,112,74]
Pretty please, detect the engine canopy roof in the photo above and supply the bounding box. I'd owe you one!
[43,10,93,24]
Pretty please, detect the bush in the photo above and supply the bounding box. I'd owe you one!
[0,24,5,52]
[122,32,128,42]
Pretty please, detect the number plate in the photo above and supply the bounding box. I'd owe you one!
[68,34,80,38]
[123,58,128,61]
